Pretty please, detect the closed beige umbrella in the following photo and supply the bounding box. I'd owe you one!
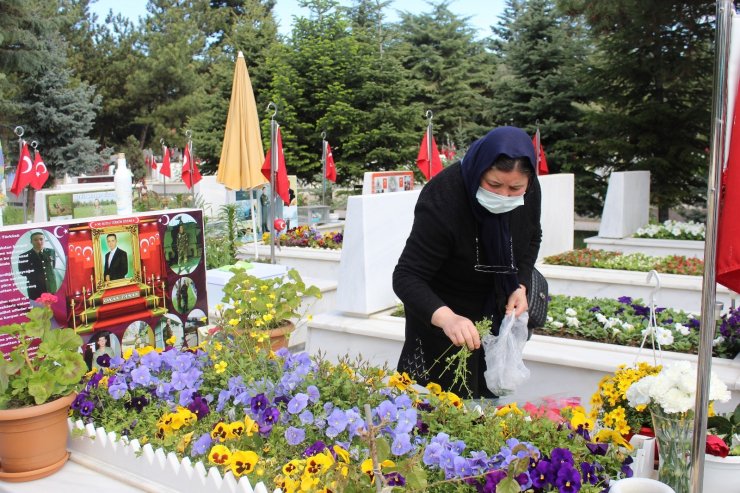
[217,51,267,191]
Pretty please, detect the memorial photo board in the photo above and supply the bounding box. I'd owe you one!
[0,209,208,369]
[361,171,414,195]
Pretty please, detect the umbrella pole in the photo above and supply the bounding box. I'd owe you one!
[690,2,733,491]
[250,192,259,260]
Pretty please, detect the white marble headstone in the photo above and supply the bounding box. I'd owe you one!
[335,190,420,316]
[538,173,574,260]
[197,176,236,218]
[598,171,650,239]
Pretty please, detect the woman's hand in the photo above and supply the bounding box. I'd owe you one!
[505,285,528,317]
[431,306,480,350]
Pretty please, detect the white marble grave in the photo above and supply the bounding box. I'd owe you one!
[335,190,420,316]
[598,171,650,238]
[197,175,236,218]
[538,173,574,260]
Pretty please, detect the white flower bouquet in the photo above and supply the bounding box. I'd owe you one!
[626,360,730,414]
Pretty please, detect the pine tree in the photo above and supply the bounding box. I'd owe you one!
[25,36,101,178]
[561,0,715,220]
[395,2,497,148]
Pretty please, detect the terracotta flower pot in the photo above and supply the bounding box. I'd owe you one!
[0,392,76,482]
[268,321,294,351]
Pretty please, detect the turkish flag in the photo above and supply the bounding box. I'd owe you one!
[149,151,157,170]
[325,141,337,183]
[160,146,172,178]
[10,141,33,196]
[717,79,740,293]
[181,143,202,189]
[532,129,549,175]
[30,151,49,190]
[416,131,443,180]
[261,127,290,205]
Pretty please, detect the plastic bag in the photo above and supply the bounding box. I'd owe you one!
[483,312,531,396]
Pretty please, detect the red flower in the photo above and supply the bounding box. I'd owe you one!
[35,293,58,306]
[706,434,730,458]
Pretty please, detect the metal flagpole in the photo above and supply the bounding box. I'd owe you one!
[185,130,195,204]
[690,1,734,491]
[534,123,541,176]
[267,102,278,264]
[14,126,27,223]
[161,139,167,202]
[426,110,433,179]
[321,131,327,206]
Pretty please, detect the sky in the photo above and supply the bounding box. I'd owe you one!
[89,0,506,38]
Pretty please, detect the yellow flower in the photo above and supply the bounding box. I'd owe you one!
[166,335,177,345]
[211,422,230,442]
[214,361,228,374]
[266,303,274,309]
[122,347,134,360]
[387,372,413,391]
[425,382,442,395]
[228,319,239,327]
[176,432,194,454]
[307,314,313,321]
[263,314,273,322]
[260,285,268,291]
[594,429,633,450]
[229,450,258,477]
[212,341,223,352]
[570,410,594,432]
[250,297,257,302]
[208,444,232,465]
[282,459,304,477]
[228,421,245,439]
[497,403,523,416]
[200,316,208,323]
[269,294,276,300]
[360,458,395,483]
[215,303,223,311]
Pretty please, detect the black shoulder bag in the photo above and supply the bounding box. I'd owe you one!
[527,267,549,336]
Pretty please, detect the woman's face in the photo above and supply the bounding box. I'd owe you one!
[479,167,529,197]
[97,336,107,348]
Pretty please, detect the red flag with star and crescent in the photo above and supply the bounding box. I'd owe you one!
[325,141,337,183]
[261,127,290,205]
[10,141,33,196]
[160,146,172,178]
[181,143,202,189]
[31,151,49,190]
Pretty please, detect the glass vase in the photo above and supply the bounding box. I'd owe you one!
[650,406,693,493]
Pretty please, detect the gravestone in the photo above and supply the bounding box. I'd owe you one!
[538,173,574,260]
[335,190,420,316]
[598,171,650,239]
[197,176,236,218]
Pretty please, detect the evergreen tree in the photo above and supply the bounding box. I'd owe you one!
[561,0,715,220]
[25,36,102,178]
[395,2,497,148]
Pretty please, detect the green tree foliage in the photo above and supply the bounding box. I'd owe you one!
[24,36,102,178]
[560,0,715,220]
[490,0,598,214]
[395,2,496,149]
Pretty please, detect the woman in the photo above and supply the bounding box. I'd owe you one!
[393,126,542,398]
[92,333,115,370]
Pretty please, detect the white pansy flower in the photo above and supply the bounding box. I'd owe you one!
[675,323,690,336]
[655,327,674,346]
[546,316,553,323]
[621,322,634,331]
[713,335,725,347]
[612,327,621,335]
[595,313,607,324]
[565,308,577,317]
[551,321,564,329]
[566,316,580,328]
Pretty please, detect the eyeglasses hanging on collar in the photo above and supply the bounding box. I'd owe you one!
[474,235,518,274]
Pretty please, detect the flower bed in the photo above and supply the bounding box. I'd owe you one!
[263,225,343,250]
[542,294,739,360]
[543,249,704,276]
[633,220,705,241]
[70,338,636,492]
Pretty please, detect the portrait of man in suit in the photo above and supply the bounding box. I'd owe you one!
[103,233,129,282]
[17,230,58,300]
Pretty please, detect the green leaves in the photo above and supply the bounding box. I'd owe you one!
[0,305,86,408]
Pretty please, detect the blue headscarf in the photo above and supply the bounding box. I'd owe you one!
[460,126,536,299]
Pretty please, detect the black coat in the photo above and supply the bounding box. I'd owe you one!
[18,248,57,300]
[392,163,541,398]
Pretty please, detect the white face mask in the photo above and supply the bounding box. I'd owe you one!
[475,187,525,214]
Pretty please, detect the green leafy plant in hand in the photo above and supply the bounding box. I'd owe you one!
[430,319,491,397]
[0,295,86,409]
